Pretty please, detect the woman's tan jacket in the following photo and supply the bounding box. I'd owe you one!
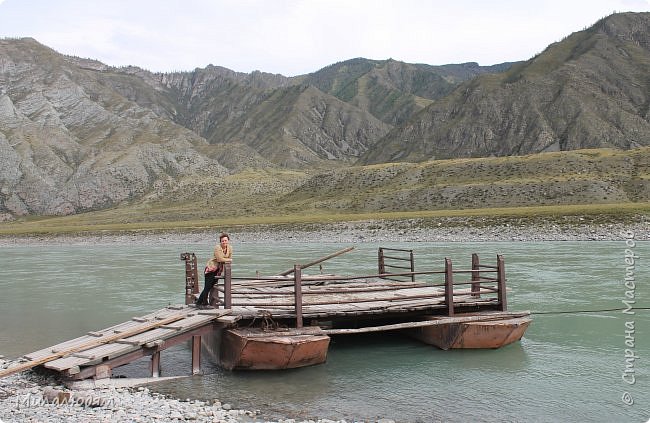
[206,245,233,270]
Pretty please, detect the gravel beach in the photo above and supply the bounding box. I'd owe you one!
[0,216,647,247]
[0,363,248,423]
[0,216,646,422]
[0,361,354,423]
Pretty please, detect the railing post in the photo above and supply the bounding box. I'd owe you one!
[181,253,199,305]
[378,248,385,275]
[224,262,232,309]
[444,258,454,316]
[209,277,220,307]
[409,250,415,282]
[471,253,480,297]
[496,254,507,311]
[294,265,303,328]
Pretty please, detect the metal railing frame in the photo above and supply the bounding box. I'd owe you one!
[185,252,508,327]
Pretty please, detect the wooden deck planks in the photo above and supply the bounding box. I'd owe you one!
[24,335,98,361]
[225,277,499,320]
[25,305,196,362]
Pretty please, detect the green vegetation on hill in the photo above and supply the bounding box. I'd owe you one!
[1,147,648,235]
[285,147,650,212]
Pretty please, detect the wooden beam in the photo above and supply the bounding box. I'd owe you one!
[497,255,507,311]
[63,321,225,380]
[445,258,454,317]
[471,253,481,297]
[224,263,232,309]
[279,247,355,276]
[323,311,531,335]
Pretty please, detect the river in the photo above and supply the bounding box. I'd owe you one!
[0,239,648,422]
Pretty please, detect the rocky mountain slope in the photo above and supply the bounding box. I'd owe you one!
[145,58,504,165]
[0,12,648,221]
[360,12,650,164]
[0,37,505,218]
[299,58,513,126]
[4,146,645,229]
[0,38,227,219]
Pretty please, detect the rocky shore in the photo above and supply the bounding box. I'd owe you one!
[0,216,647,247]
[0,360,356,423]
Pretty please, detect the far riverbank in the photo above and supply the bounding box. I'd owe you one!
[0,216,647,246]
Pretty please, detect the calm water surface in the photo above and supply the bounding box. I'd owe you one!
[0,240,648,422]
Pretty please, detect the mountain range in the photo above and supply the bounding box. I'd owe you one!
[0,12,648,220]
[360,12,650,164]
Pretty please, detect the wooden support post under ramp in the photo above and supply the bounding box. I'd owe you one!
[151,351,161,378]
[192,336,201,375]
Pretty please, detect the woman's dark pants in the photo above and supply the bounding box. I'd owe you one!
[196,271,217,305]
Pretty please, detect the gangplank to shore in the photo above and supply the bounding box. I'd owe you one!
[0,247,530,381]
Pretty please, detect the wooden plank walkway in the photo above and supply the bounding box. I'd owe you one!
[0,305,235,379]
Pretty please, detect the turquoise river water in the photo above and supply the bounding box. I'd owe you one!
[0,239,648,422]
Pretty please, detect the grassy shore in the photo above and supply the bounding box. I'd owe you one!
[2,147,649,237]
[0,203,647,242]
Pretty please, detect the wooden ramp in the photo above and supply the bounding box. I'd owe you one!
[0,305,236,380]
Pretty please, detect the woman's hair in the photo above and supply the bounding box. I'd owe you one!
[219,233,230,241]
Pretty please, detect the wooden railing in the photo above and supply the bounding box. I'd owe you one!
[378,247,415,282]
[181,251,508,328]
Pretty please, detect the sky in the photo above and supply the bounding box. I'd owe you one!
[0,0,649,76]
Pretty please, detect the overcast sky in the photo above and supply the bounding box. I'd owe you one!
[0,0,648,76]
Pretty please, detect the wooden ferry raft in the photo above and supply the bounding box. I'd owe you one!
[0,247,530,381]
[183,247,531,370]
